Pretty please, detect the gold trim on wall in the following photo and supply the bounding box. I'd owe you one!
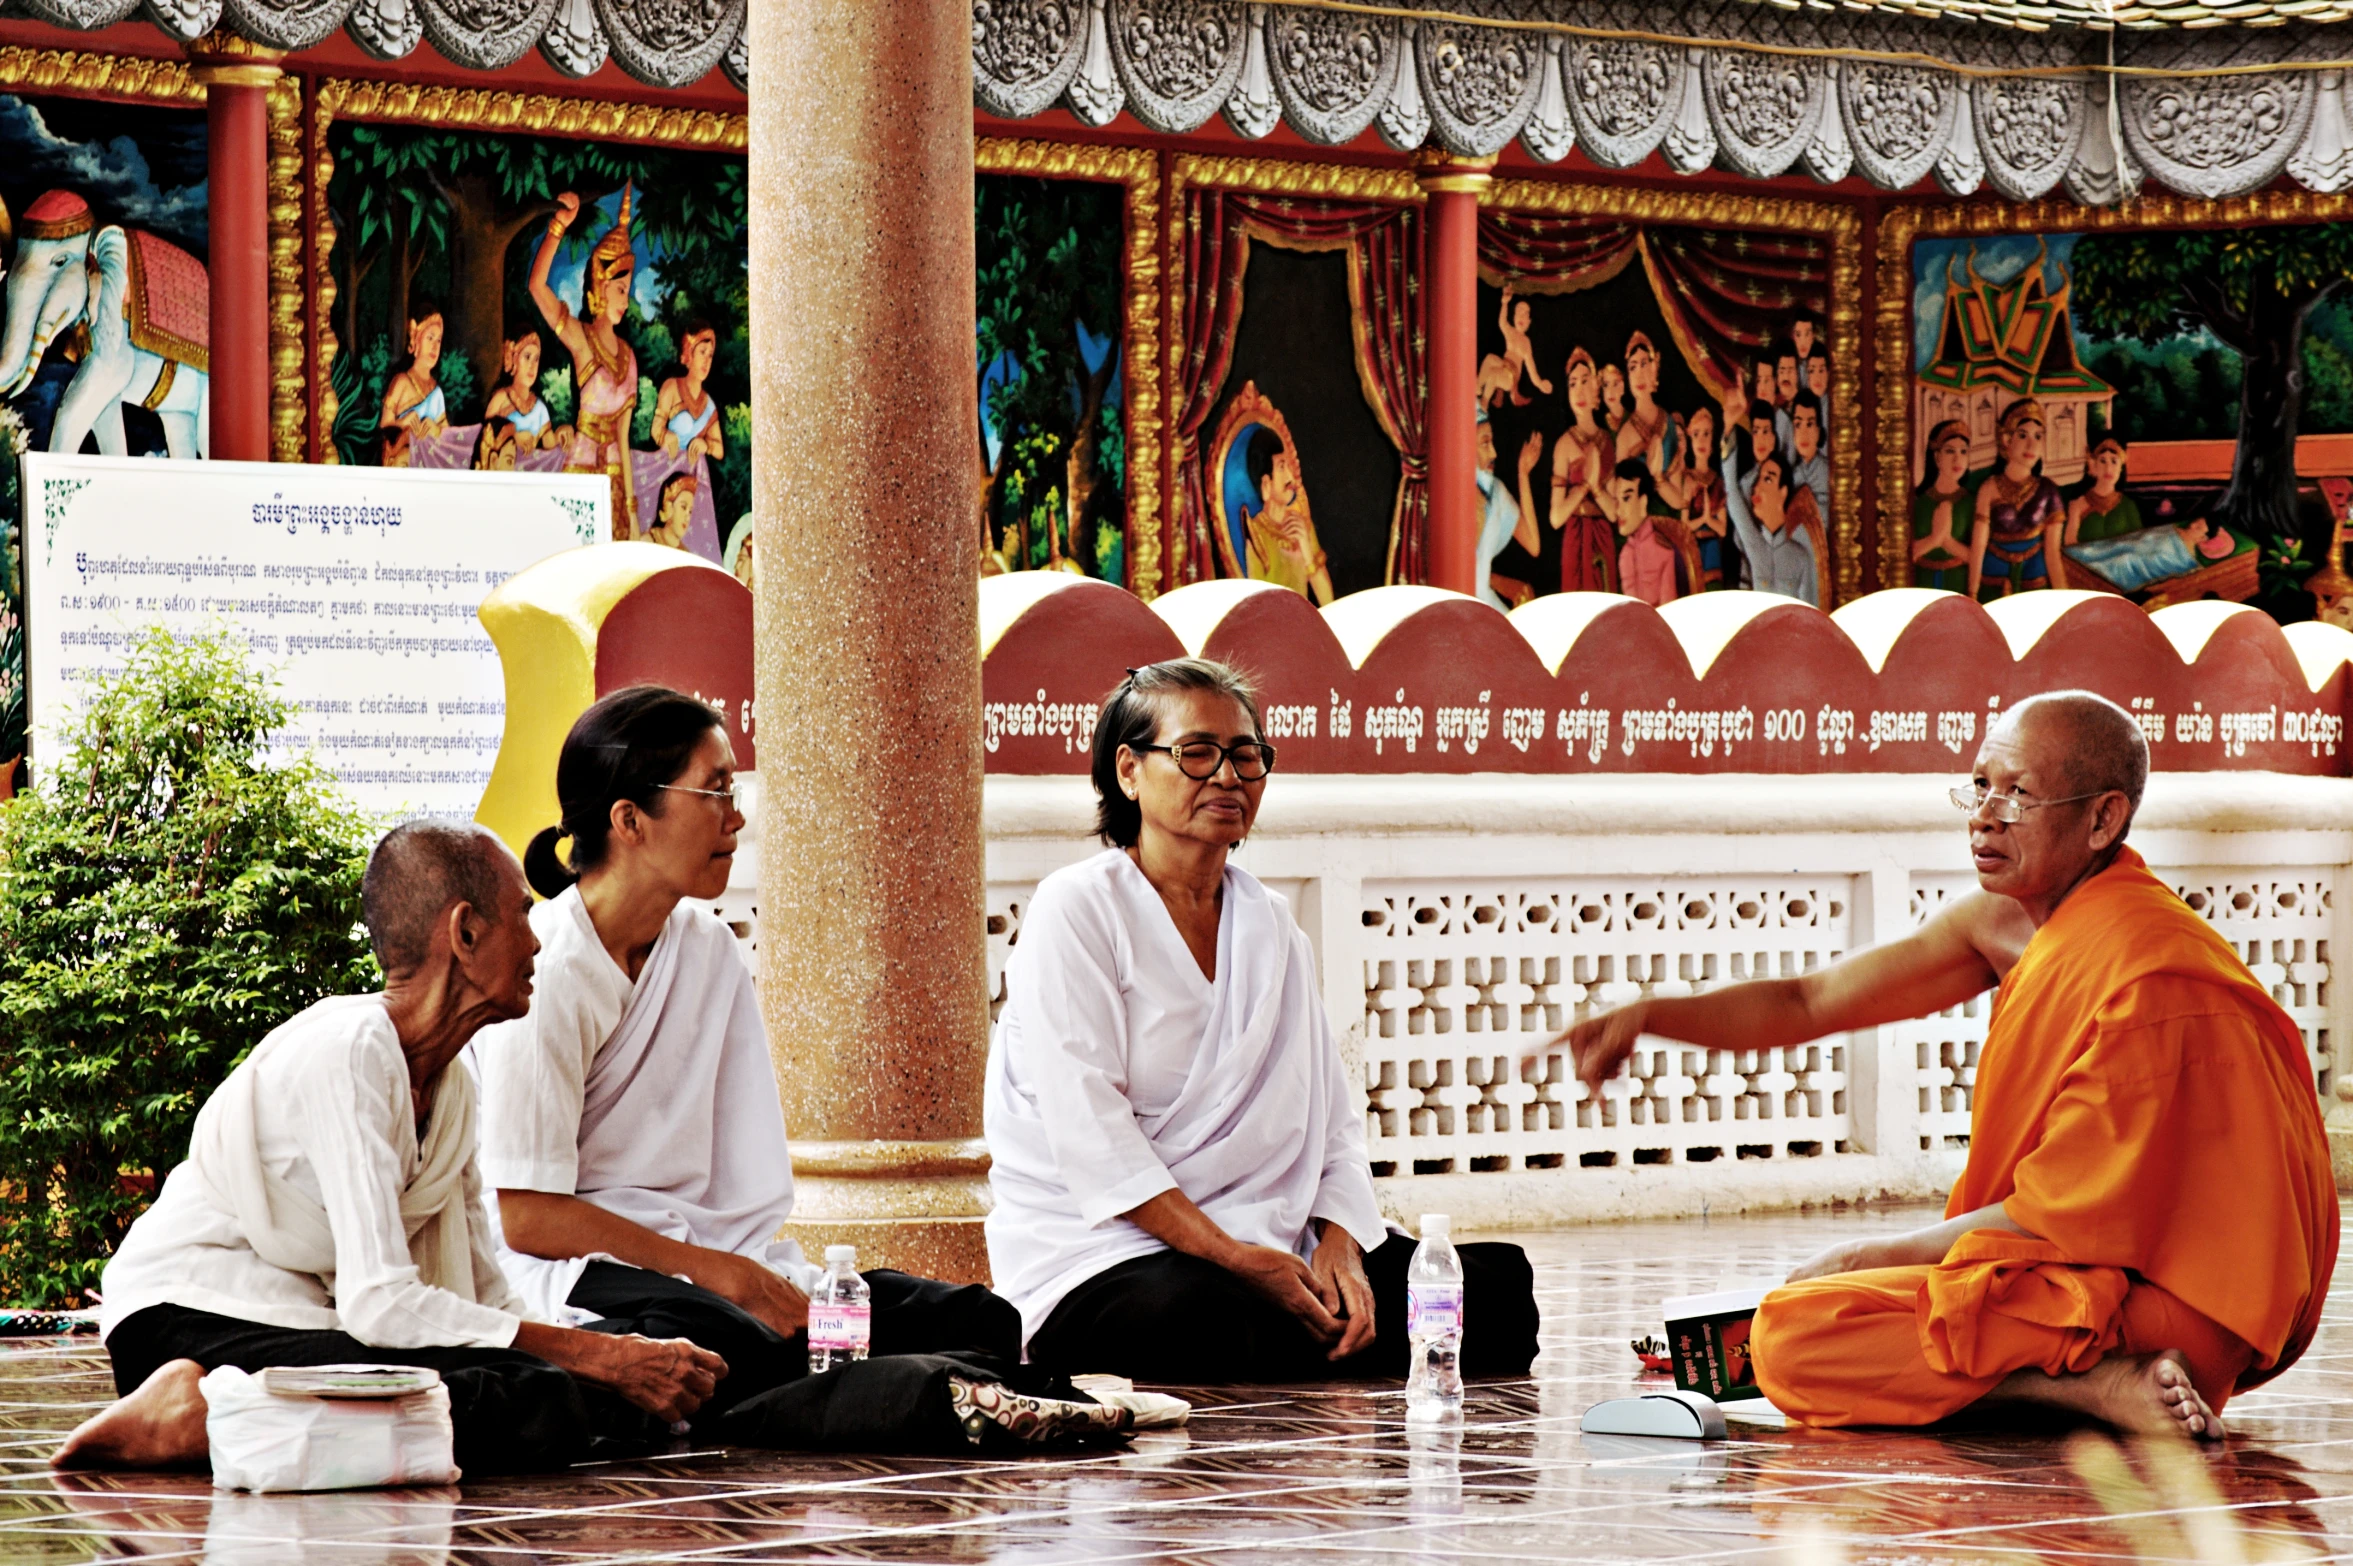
[1491,178,1865,607]
[976,138,1164,601]
[268,75,304,464]
[1873,192,2353,589]
[1166,154,1422,590]
[0,48,201,103]
[309,78,751,466]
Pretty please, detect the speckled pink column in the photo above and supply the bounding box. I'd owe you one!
[750,0,989,1281]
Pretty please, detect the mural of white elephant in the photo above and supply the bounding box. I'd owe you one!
[0,189,207,459]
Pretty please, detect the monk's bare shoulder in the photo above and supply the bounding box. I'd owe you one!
[1939,890,2035,982]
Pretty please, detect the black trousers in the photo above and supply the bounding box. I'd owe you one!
[1027,1233,1540,1384]
[105,1302,666,1474]
[564,1259,1023,1417]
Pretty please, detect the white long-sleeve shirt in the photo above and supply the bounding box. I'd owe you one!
[100,997,524,1349]
[984,850,1388,1345]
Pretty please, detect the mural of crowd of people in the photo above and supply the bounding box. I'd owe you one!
[0,93,211,787]
[325,124,752,587]
[1906,225,2353,621]
[974,173,1127,585]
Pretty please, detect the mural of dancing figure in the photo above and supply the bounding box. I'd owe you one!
[530,184,641,540]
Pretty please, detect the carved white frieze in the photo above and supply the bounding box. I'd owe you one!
[593,0,738,87]
[139,0,220,41]
[1839,61,1954,190]
[537,0,606,76]
[1415,7,1543,157]
[1702,50,1825,179]
[1563,36,1678,170]
[1933,83,1984,195]
[1660,46,1717,175]
[2122,69,2315,200]
[1107,0,1248,134]
[1972,74,2086,201]
[1225,3,1281,139]
[142,0,221,39]
[1266,4,1398,146]
[22,0,140,29]
[718,8,743,90]
[2288,70,2353,194]
[221,0,350,48]
[1377,19,1432,151]
[347,0,422,57]
[419,0,561,70]
[972,0,1087,121]
[2066,78,2143,207]
[1520,35,1575,163]
[1803,61,1854,185]
[1065,0,1126,126]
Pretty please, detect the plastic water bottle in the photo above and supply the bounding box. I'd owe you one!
[1404,1213,1465,1422]
[807,1244,872,1373]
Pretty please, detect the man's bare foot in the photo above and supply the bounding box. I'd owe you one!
[1983,1351,2225,1442]
[52,1360,209,1469]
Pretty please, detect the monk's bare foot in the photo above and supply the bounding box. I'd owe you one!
[52,1359,209,1469]
[1985,1351,2224,1442]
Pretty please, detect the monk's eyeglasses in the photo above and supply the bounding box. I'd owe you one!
[1948,784,2105,824]
[1136,741,1277,781]
[658,782,737,809]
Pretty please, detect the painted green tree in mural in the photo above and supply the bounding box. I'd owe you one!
[975,176,1125,577]
[2070,226,2353,549]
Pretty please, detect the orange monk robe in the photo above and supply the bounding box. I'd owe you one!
[1751,847,2338,1427]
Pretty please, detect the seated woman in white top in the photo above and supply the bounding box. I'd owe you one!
[59,821,723,1474]
[470,686,1018,1422]
[987,659,1539,1382]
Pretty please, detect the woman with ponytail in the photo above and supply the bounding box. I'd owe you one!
[471,686,1019,1421]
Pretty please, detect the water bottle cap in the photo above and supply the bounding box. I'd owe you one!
[824,1245,857,1263]
[1419,1214,1450,1237]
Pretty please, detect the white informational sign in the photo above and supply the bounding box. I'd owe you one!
[24,454,606,815]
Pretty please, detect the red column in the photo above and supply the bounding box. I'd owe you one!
[1412,150,1493,595]
[190,38,281,464]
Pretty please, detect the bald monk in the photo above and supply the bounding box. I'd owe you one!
[1559,691,2337,1440]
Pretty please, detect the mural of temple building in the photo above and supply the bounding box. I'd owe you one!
[1913,248,2115,486]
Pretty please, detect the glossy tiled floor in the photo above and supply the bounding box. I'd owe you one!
[6,1203,2352,1563]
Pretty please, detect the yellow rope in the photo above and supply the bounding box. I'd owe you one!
[1268,0,2350,82]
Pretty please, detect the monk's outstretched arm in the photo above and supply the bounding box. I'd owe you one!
[1545,894,2007,1091]
[1783,1201,2037,1285]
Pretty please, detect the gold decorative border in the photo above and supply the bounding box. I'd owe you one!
[1875,192,2353,591]
[310,78,751,464]
[1166,154,1422,589]
[1491,178,1865,607]
[977,138,1164,600]
[268,75,304,464]
[0,47,200,103]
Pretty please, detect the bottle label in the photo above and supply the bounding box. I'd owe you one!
[1407,1283,1463,1337]
[808,1303,872,1353]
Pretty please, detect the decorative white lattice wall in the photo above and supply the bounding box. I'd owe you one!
[739,773,2353,1223]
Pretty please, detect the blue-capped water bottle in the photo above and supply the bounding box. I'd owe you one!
[1404,1213,1465,1422]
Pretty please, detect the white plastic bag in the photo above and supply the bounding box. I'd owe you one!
[201,1366,460,1492]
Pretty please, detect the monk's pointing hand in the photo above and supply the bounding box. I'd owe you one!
[1536,1001,1650,1094]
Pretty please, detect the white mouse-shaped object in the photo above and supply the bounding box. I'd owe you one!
[1579,1390,1726,1440]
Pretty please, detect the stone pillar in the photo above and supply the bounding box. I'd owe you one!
[749,2,990,1280]
[189,32,280,465]
[1413,149,1493,597]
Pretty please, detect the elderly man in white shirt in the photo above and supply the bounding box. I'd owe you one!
[56,821,724,1475]
[987,660,1540,1382]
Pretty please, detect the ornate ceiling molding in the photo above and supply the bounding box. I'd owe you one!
[969,0,2353,203]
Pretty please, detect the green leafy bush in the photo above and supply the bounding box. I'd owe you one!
[0,629,379,1306]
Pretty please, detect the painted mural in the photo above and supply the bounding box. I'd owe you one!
[1476,220,1838,612]
[324,123,750,580]
[975,173,1127,586]
[0,94,210,789]
[1907,227,2353,620]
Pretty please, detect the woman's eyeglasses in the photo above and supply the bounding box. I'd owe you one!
[1135,741,1277,781]
[658,782,737,809]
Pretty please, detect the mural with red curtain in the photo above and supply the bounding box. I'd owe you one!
[1170,190,1425,590]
